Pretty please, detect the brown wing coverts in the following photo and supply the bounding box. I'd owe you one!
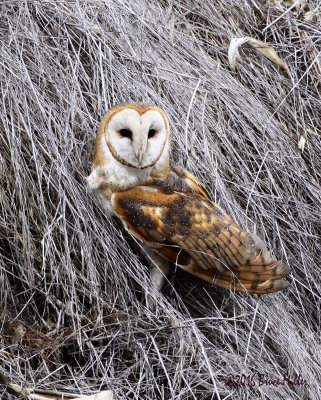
[112,168,290,294]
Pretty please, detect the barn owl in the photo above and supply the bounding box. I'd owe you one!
[87,104,290,294]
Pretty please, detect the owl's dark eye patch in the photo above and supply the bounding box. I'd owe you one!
[119,129,132,138]
[148,129,156,138]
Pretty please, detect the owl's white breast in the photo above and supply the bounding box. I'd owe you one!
[89,134,152,186]
[87,134,153,214]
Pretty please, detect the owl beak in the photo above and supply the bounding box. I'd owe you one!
[135,150,144,164]
[134,141,147,165]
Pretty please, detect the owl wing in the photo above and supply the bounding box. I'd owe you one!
[171,165,212,200]
[112,171,290,294]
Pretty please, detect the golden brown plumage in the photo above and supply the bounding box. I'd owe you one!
[88,104,290,294]
[112,166,290,294]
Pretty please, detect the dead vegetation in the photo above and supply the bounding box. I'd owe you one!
[0,1,320,399]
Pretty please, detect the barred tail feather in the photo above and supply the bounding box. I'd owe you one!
[213,260,290,293]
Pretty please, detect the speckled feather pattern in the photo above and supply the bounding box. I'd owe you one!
[89,104,289,294]
[112,166,290,294]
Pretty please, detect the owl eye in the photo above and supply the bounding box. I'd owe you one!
[148,129,156,138]
[119,129,132,138]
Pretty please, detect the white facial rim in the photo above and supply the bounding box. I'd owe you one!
[105,108,168,169]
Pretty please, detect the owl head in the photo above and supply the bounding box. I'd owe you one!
[88,104,170,192]
[93,104,169,168]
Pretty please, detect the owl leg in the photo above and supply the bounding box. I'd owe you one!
[141,244,171,310]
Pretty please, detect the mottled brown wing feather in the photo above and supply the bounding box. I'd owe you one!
[112,175,290,294]
[171,165,212,200]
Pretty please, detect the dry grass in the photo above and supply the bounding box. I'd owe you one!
[0,1,320,399]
